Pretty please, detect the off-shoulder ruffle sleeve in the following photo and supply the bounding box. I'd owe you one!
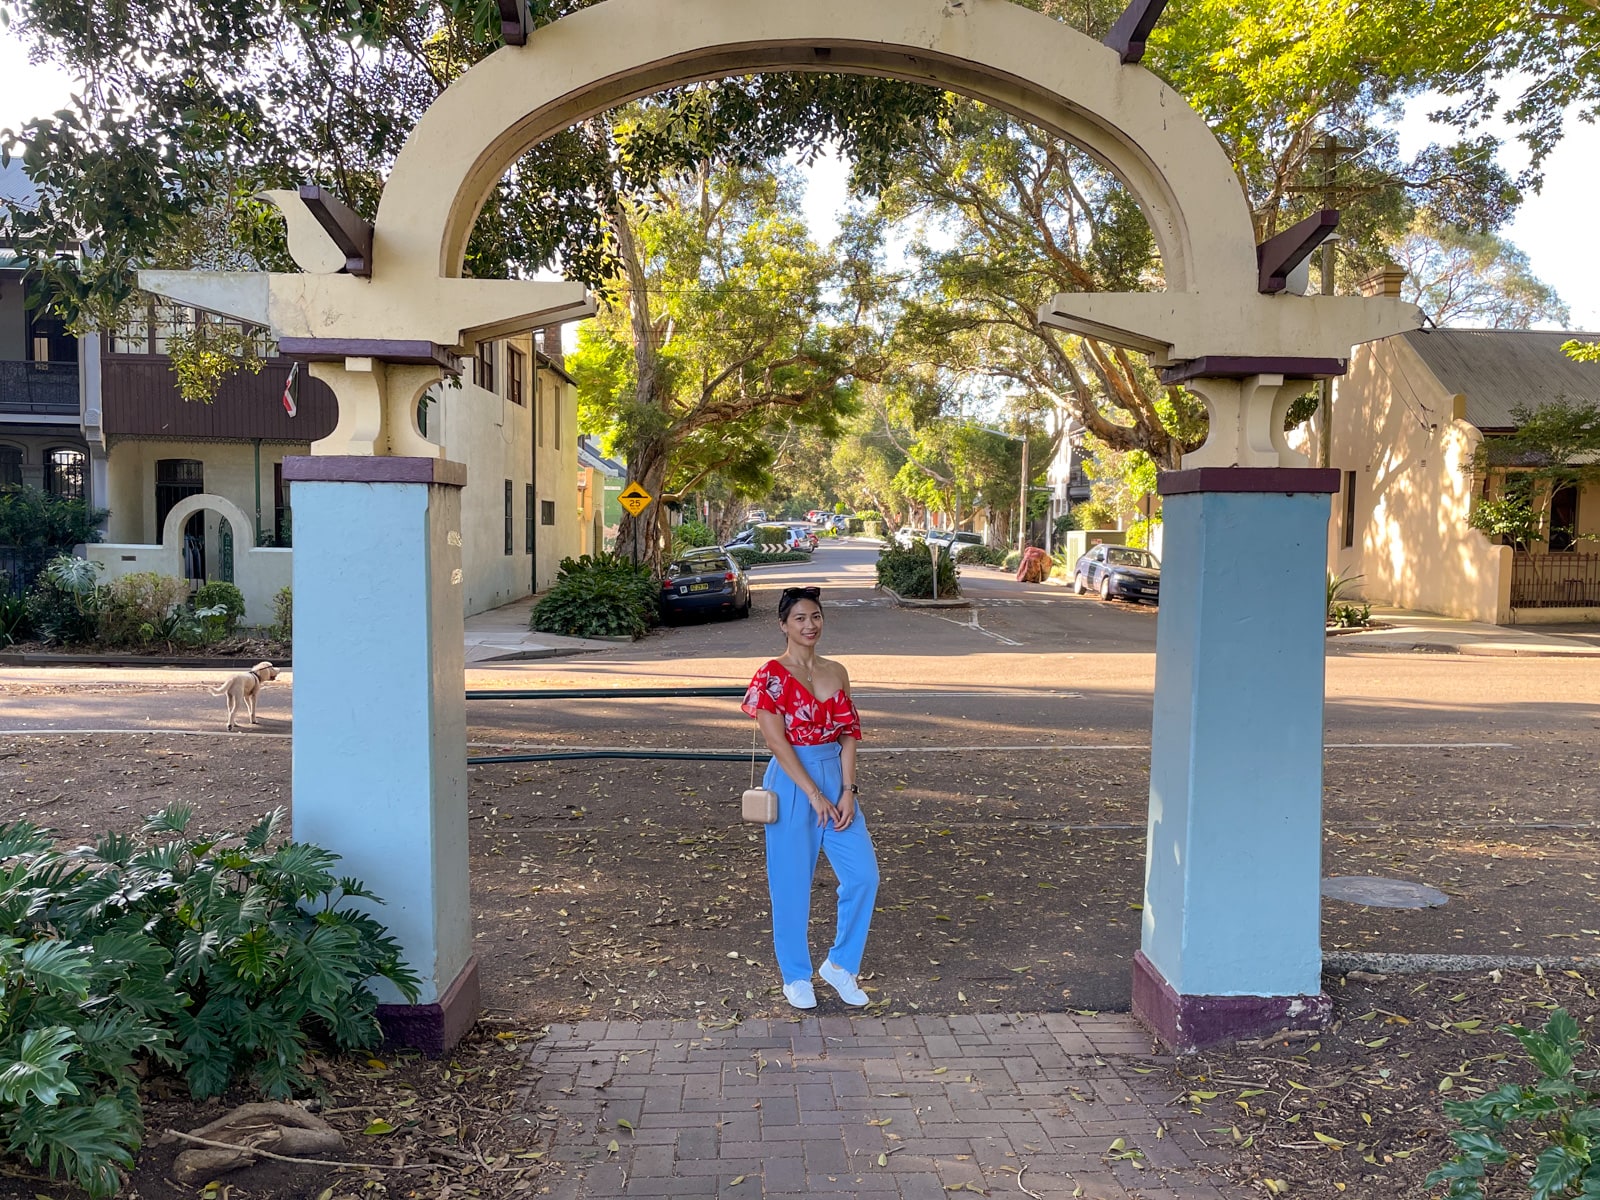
[741,661,783,718]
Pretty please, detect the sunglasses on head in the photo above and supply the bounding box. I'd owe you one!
[781,586,822,601]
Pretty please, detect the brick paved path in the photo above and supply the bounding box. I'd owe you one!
[526,1013,1246,1199]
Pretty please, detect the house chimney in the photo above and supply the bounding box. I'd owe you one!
[1357,264,1406,299]
[537,324,565,369]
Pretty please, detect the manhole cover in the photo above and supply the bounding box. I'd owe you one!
[1322,876,1448,909]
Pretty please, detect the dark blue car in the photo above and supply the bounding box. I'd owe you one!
[660,549,752,623]
[1072,543,1160,604]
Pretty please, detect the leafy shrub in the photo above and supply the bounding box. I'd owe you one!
[1428,1007,1600,1199]
[876,544,960,598]
[1468,494,1543,548]
[1330,602,1372,628]
[728,548,810,569]
[0,487,107,554]
[98,572,191,647]
[0,806,417,1196]
[25,554,103,645]
[1003,550,1022,573]
[0,592,30,644]
[671,519,718,557]
[855,510,881,523]
[531,553,657,639]
[958,545,1009,567]
[193,581,246,634]
[1065,502,1118,532]
[271,585,292,642]
[754,524,790,548]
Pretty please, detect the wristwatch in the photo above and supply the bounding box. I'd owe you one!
[848,784,859,795]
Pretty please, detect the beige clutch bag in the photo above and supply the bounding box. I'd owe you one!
[742,726,778,824]
[742,787,778,824]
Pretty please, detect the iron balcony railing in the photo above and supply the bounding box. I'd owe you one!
[1511,551,1600,609]
[0,360,80,417]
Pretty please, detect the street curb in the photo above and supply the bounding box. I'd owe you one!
[1332,638,1600,658]
[0,652,293,669]
[1326,951,1600,975]
[878,585,971,609]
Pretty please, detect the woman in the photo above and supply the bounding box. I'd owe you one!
[742,585,880,1010]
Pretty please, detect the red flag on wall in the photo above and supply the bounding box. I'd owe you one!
[281,361,300,418]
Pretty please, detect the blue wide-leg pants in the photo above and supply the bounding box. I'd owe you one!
[763,742,880,984]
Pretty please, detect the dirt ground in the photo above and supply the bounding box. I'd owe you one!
[4,731,1598,1025]
[1174,966,1600,1198]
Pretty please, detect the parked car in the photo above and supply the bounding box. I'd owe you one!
[893,525,924,549]
[782,523,820,551]
[1072,543,1161,603]
[660,549,751,622]
[945,531,987,561]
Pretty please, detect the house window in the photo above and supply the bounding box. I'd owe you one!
[1341,470,1356,550]
[506,347,526,405]
[0,445,22,488]
[504,479,514,555]
[541,499,556,526]
[155,459,204,534]
[44,448,85,499]
[525,484,536,553]
[477,341,497,395]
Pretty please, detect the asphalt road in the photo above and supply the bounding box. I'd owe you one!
[4,540,1594,751]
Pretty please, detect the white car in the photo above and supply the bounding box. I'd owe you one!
[944,531,987,561]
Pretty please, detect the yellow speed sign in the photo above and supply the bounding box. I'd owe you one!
[618,482,653,517]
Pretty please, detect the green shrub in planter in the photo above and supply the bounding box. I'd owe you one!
[531,553,657,639]
[960,545,1010,567]
[876,544,960,598]
[729,548,810,569]
[753,524,789,548]
[193,580,246,634]
[98,572,190,647]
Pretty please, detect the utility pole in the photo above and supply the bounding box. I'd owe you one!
[1314,135,1349,470]
[1017,428,1030,556]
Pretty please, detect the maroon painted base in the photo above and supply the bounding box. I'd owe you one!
[1132,951,1330,1053]
[377,956,480,1057]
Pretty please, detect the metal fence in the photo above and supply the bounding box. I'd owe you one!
[0,546,50,596]
[1511,551,1600,609]
[0,361,81,416]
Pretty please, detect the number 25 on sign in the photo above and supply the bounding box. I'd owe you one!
[618,482,652,517]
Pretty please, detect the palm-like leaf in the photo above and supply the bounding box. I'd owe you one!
[0,1025,82,1105]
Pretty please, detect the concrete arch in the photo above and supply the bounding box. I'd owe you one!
[159,492,257,553]
[374,0,1259,299]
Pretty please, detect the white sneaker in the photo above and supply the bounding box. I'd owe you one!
[782,979,817,1009]
[819,960,869,1006]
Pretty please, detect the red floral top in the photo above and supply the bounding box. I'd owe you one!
[742,660,864,746]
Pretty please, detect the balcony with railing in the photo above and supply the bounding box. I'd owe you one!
[0,359,80,417]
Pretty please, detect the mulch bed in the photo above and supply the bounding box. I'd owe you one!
[1,636,289,664]
[1172,966,1600,1198]
[0,1022,555,1200]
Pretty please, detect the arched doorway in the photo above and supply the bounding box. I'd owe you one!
[139,0,1419,1053]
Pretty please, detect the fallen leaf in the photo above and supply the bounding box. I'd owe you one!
[362,1119,396,1136]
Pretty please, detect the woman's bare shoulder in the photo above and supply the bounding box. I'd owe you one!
[817,656,852,686]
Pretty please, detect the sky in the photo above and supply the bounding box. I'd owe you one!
[3,36,1596,330]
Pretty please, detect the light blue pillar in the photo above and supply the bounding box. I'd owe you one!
[285,457,475,1051]
[1135,468,1340,1050]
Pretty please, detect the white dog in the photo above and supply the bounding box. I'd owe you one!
[211,662,279,732]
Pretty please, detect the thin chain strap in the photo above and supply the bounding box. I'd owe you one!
[750,723,761,789]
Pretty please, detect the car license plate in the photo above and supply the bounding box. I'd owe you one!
[1141,587,1157,595]
[689,582,710,593]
